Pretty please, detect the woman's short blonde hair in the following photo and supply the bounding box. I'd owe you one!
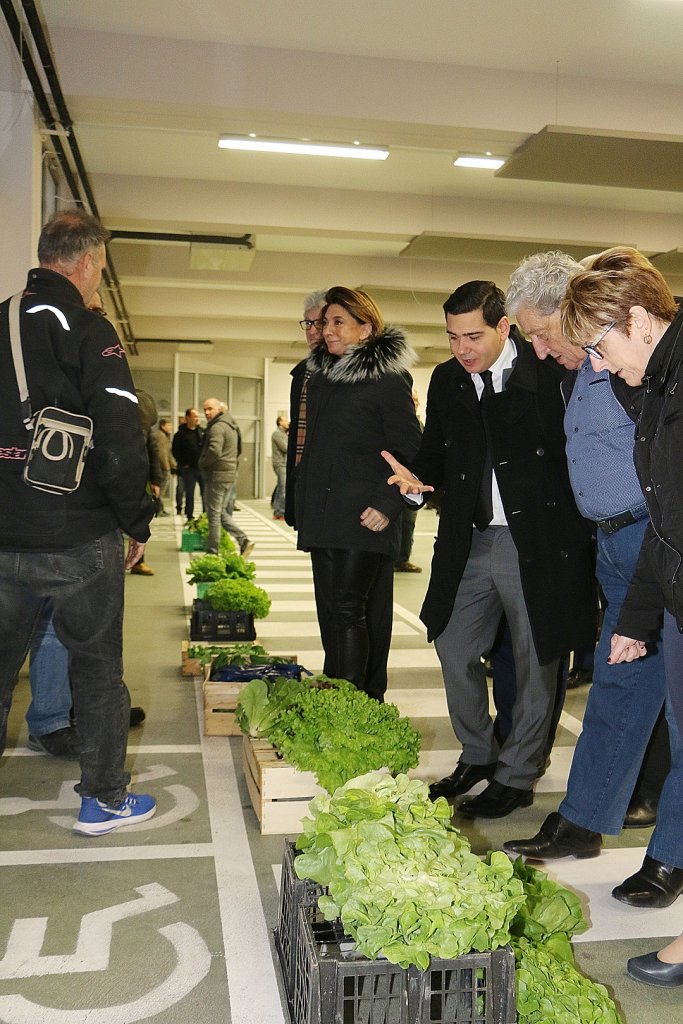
[561,246,678,346]
[323,286,384,337]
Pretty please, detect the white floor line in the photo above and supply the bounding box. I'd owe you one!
[255,571,313,579]
[258,621,418,638]
[258,582,314,592]
[195,684,285,1024]
[558,709,584,739]
[0,844,214,866]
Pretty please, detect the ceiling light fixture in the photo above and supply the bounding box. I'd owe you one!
[218,136,389,160]
[454,155,505,170]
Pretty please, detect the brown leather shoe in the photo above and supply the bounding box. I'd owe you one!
[612,855,683,908]
[394,561,422,573]
[130,561,155,576]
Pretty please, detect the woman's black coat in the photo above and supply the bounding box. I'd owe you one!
[413,331,596,664]
[294,326,422,555]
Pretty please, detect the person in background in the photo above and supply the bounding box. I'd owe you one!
[294,286,421,701]
[172,408,204,520]
[0,209,156,835]
[285,289,327,529]
[131,389,161,576]
[394,390,423,573]
[153,417,176,516]
[199,398,254,558]
[174,414,186,514]
[271,415,289,520]
[503,252,679,910]
[560,247,683,984]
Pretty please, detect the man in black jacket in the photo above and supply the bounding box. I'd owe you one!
[385,281,595,818]
[0,210,156,836]
[172,407,204,520]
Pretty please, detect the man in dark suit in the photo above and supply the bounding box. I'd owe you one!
[384,280,595,818]
[284,289,326,528]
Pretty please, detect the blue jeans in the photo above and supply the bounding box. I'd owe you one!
[560,519,683,867]
[0,530,131,803]
[26,602,72,736]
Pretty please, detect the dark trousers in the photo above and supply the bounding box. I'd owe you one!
[179,466,203,519]
[310,548,394,700]
[0,530,131,803]
[395,507,417,565]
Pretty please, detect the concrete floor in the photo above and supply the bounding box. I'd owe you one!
[1,502,682,1023]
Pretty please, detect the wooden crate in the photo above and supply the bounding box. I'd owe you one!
[180,640,203,677]
[242,736,324,835]
[203,679,244,736]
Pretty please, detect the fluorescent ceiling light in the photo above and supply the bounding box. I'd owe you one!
[218,136,389,160]
[454,155,505,170]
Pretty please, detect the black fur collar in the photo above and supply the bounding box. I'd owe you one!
[306,325,416,384]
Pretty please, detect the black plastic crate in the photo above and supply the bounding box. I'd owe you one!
[190,598,256,641]
[291,905,516,1024]
[275,841,325,1006]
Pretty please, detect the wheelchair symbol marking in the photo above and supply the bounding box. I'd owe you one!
[0,886,211,1022]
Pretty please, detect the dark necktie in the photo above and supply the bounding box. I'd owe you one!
[473,370,495,531]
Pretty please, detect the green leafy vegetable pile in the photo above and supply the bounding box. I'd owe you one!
[236,675,313,737]
[508,859,621,1023]
[185,515,235,557]
[186,552,255,584]
[205,578,271,618]
[294,772,525,970]
[267,684,421,792]
[187,642,271,667]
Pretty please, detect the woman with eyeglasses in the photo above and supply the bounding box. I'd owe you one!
[562,246,683,989]
[294,286,421,701]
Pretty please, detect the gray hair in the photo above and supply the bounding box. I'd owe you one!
[506,251,582,318]
[38,210,110,271]
[303,289,327,317]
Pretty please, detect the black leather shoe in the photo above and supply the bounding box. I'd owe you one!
[566,668,592,689]
[612,855,683,908]
[623,794,658,829]
[27,726,81,759]
[129,706,146,728]
[503,811,602,859]
[457,780,533,819]
[428,761,496,801]
[627,951,683,987]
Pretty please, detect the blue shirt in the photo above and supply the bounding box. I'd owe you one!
[564,358,646,521]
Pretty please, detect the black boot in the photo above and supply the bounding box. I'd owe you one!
[503,811,602,860]
[612,855,683,908]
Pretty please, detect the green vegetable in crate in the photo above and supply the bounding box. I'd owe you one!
[509,857,587,944]
[186,554,231,584]
[267,684,420,792]
[186,513,209,536]
[222,552,255,580]
[205,578,271,618]
[218,529,236,557]
[187,642,270,667]
[295,772,526,970]
[236,676,307,737]
[513,937,622,1024]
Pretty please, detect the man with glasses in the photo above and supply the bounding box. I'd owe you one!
[503,252,682,910]
[285,290,327,528]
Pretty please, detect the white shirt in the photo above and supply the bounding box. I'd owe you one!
[475,336,516,526]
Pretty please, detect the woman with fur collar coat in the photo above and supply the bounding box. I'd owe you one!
[294,286,422,701]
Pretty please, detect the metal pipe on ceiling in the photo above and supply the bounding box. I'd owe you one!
[0,0,138,355]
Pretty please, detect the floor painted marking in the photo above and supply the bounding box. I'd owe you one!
[267,648,441,671]
[268,600,318,612]
[558,709,584,739]
[0,766,176,817]
[0,883,177,978]
[541,848,683,943]
[258,621,418,637]
[0,845,214,867]
[255,570,313,579]
[392,601,428,634]
[5,744,202,758]
[0,922,211,1024]
[257,582,314,593]
[196,686,285,1024]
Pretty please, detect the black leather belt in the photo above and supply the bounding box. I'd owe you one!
[596,508,647,536]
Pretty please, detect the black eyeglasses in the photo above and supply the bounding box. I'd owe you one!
[91,307,108,317]
[299,319,321,330]
[582,321,615,359]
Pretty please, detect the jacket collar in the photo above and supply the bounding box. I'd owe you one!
[24,267,85,306]
[306,325,415,384]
